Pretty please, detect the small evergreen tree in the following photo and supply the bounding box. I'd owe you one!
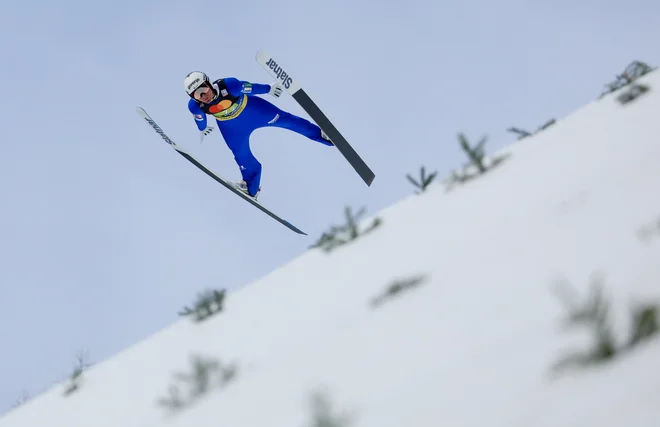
[406,166,437,193]
[458,133,488,173]
[601,60,655,97]
[445,132,509,190]
[551,277,617,373]
[310,206,382,253]
[173,356,220,398]
[506,127,531,140]
[626,301,658,349]
[179,289,226,322]
[306,389,353,427]
[636,215,660,242]
[507,118,556,140]
[63,349,93,396]
[370,275,427,308]
[12,391,30,408]
[157,354,238,413]
[550,276,659,375]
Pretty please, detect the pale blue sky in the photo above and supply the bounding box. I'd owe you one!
[1,0,658,412]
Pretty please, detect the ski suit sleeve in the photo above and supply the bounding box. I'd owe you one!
[224,77,271,96]
[188,98,208,131]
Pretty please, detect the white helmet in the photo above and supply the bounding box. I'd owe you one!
[184,71,210,96]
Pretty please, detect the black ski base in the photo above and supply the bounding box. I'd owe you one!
[293,89,375,186]
[136,106,307,235]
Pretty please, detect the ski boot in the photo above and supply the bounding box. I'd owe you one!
[321,129,334,146]
[235,180,261,200]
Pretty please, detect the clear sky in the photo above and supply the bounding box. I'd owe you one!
[0,0,658,413]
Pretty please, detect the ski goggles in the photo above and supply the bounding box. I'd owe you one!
[193,84,212,99]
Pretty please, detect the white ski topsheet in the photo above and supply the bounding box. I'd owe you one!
[255,50,302,95]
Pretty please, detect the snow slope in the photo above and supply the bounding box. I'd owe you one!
[3,71,660,427]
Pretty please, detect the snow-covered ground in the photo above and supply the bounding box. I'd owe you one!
[2,71,660,427]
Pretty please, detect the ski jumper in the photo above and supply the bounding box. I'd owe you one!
[188,77,332,196]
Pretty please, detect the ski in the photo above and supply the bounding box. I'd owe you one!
[135,106,307,235]
[255,49,375,187]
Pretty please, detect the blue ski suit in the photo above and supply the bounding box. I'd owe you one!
[188,77,333,196]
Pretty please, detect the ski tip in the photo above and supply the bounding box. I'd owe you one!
[282,220,307,235]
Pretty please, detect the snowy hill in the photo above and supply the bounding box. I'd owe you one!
[2,68,660,427]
